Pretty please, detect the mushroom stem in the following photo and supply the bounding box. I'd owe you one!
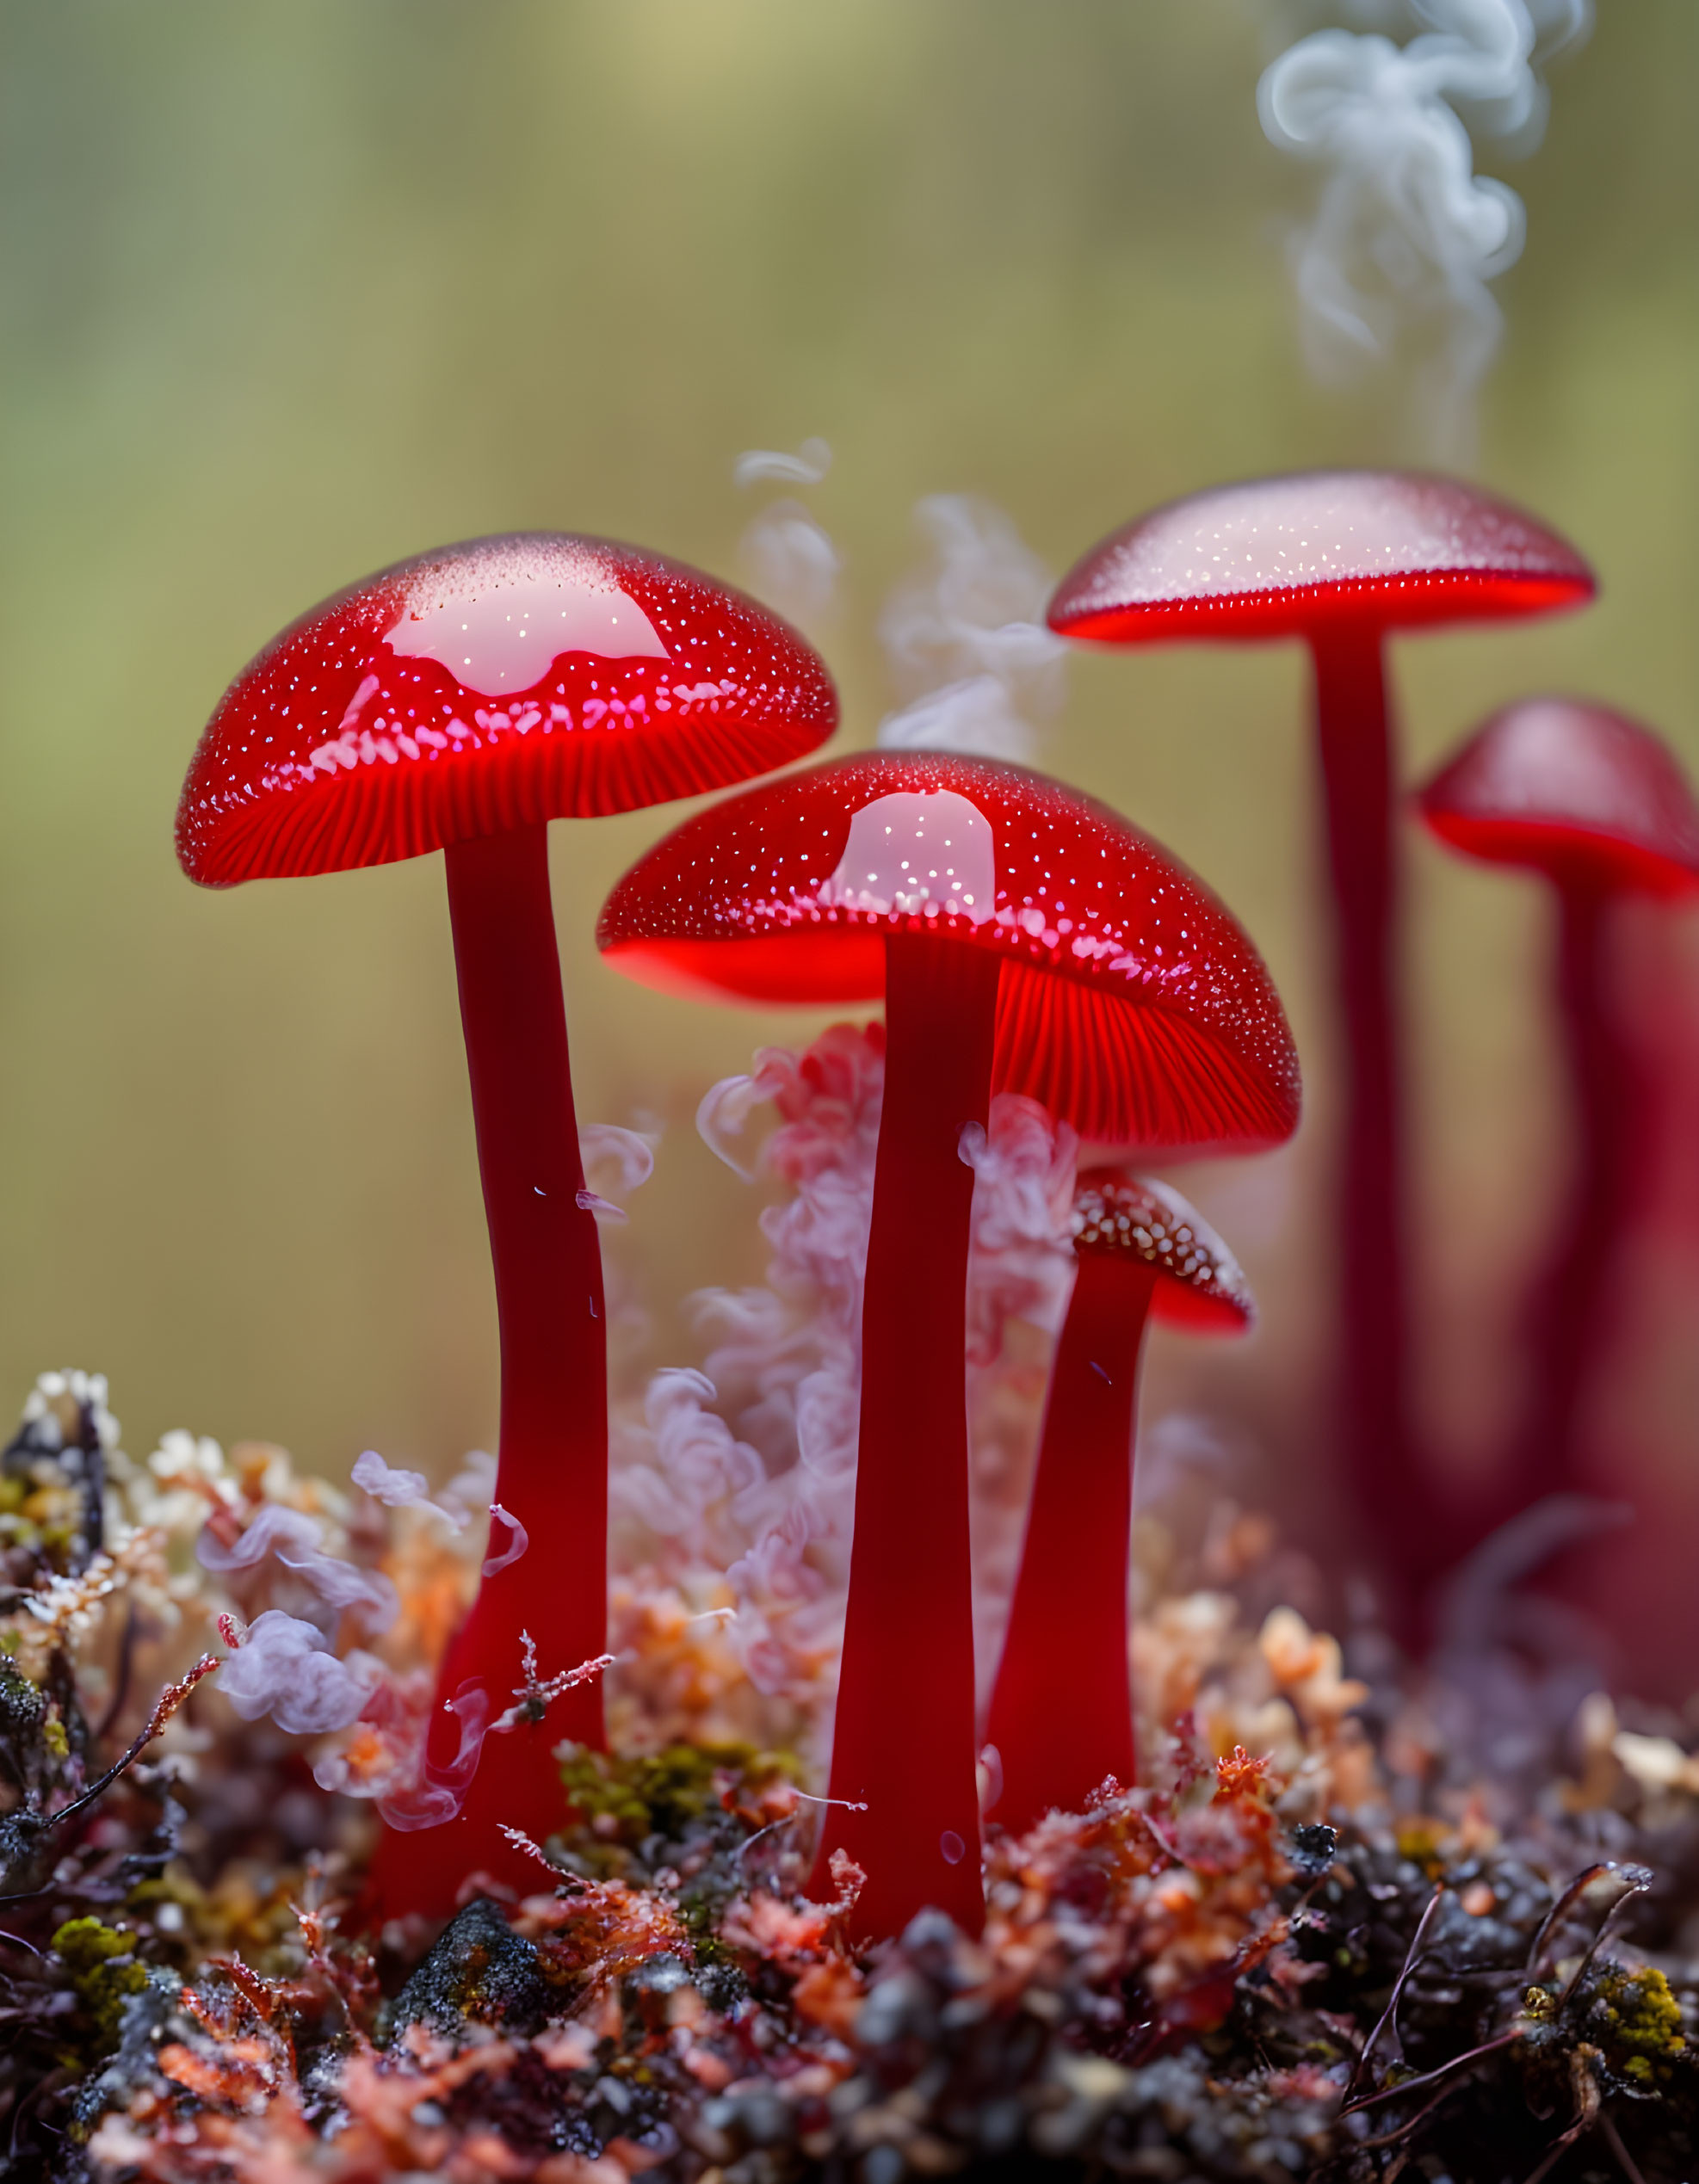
[985,1253,1155,1837]
[1311,628,1426,1604]
[374,822,607,1910]
[811,930,998,1940]
[1508,888,1635,1510]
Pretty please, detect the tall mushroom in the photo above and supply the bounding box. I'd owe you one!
[1047,472,1593,1611]
[1417,697,1699,1517]
[985,1172,1252,1838]
[598,750,1299,1938]
[176,534,836,1910]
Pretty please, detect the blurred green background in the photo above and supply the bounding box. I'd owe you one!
[0,5,1693,1613]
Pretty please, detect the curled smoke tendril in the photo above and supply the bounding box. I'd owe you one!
[1258,0,1592,460]
[874,497,1067,767]
[732,441,1065,766]
[736,438,841,631]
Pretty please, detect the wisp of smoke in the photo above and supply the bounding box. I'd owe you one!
[875,497,1067,767]
[1258,0,1591,458]
[734,438,832,490]
[608,1024,1078,1713]
[735,437,841,630]
[218,1609,384,1738]
[197,1502,398,1644]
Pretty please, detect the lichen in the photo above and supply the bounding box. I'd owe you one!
[380,1897,563,2045]
[1595,1962,1688,2084]
[52,1918,151,2050]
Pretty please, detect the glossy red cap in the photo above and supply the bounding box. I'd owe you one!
[177,534,837,885]
[1047,472,1594,645]
[597,751,1300,1152]
[1418,697,1699,900]
[1072,1169,1253,1334]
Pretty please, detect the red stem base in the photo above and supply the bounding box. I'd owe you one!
[371,824,608,1917]
[985,1254,1153,1837]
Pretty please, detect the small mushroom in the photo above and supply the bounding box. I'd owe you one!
[978,1170,1240,1834]
[1418,696,1699,1517]
[1047,472,1594,1609]
[985,1171,1251,1838]
[598,750,1298,1938]
[176,534,836,1911]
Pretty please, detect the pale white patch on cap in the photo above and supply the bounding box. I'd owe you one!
[386,558,669,696]
[819,789,996,926]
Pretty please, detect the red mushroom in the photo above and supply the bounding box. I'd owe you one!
[597,751,1298,1938]
[985,1171,1251,1837]
[1047,472,1593,1610]
[176,534,836,1910]
[1417,697,1699,1518]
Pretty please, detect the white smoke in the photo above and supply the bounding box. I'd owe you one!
[735,437,841,631]
[218,1610,384,1738]
[609,1026,1078,1708]
[734,437,831,490]
[874,497,1067,768]
[1258,0,1591,457]
[612,1026,880,1703]
[197,1502,398,1644]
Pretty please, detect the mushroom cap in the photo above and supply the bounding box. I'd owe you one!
[596,751,1301,1152]
[1047,472,1593,645]
[1418,698,1699,900]
[177,534,837,885]
[1071,1169,1253,1334]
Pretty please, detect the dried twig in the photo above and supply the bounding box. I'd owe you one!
[1350,2073,1480,2155]
[2,1650,222,1902]
[488,1632,615,1735]
[1342,1885,1444,2109]
[1342,2025,1523,2119]
[1597,2106,1649,2184]
[46,1651,220,1833]
[1526,1862,1617,1980]
[1522,2051,1600,2184]
[497,1823,565,1875]
[1554,1874,1653,2010]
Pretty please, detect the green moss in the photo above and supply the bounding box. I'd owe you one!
[1596,1965,1686,2085]
[52,1919,149,2049]
[558,1739,794,1854]
[53,1919,139,1974]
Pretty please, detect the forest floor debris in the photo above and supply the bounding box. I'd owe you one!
[4,1370,1698,2182]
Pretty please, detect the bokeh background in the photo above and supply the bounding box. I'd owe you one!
[1,4,1694,1664]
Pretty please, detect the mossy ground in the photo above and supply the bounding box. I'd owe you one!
[3,1719,1697,2182]
[6,1379,1699,2181]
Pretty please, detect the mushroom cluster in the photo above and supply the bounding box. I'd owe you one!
[598,751,1297,1934]
[1049,473,1595,1621]
[166,462,1691,1946]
